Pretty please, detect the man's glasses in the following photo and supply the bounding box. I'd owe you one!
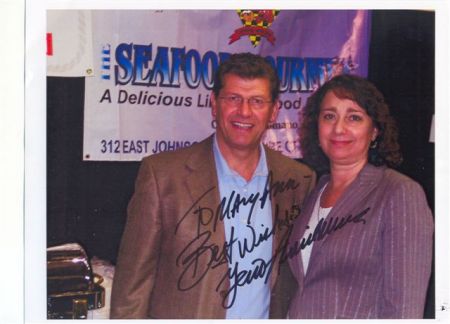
[218,94,273,109]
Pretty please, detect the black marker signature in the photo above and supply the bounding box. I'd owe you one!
[174,172,301,294]
[174,169,370,309]
[216,205,300,308]
[225,203,302,267]
[218,207,371,308]
[283,207,371,261]
[217,258,274,309]
[219,171,300,230]
[174,172,300,295]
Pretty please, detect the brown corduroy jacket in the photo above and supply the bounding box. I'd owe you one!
[110,135,316,319]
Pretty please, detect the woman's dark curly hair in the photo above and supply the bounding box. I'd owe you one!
[300,74,403,174]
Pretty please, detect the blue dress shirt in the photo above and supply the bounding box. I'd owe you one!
[213,135,273,319]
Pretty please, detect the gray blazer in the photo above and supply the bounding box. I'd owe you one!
[287,163,433,319]
[110,135,316,319]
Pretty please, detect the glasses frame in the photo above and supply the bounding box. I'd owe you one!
[218,94,273,109]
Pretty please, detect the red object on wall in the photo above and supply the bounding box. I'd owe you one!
[47,33,53,56]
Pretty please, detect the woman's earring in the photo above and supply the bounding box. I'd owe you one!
[370,140,378,149]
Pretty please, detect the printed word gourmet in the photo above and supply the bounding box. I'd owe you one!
[113,43,337,92]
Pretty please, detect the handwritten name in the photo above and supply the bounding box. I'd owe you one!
[217,257,273,309]
[282,207,371,261]
[219,207,371,308]
[174,172,300,293]
[174,170,370,309]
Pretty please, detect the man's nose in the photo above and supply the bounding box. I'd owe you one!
[237,99,252,117]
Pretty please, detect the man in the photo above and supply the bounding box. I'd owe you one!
[110,53,316,319]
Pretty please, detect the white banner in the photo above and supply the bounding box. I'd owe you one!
[47,10,94,77]
[60,10,371,161]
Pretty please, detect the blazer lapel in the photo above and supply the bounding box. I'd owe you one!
[265,147,298,288]
[282,174,327,286]
[184,136,229,294]
[296,178,327,244]
[184,135,225,241]
[311,164,384,253]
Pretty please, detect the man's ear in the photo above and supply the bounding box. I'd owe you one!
[211,92,217,117]
[269,100,280,123]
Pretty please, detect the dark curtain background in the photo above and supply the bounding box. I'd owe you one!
[47,10,435,317]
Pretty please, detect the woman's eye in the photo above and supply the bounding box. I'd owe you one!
[322,113,335,120]
[348,114,363,121]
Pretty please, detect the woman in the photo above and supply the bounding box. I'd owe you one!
[287,74,433,319]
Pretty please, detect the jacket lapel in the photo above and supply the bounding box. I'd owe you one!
[265,147,296,288]
[183,136,230,297]
[293,179,326,279]
[311,164,384,253]
[184,135,225,242]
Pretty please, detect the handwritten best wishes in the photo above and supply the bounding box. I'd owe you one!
[174,172,370,308]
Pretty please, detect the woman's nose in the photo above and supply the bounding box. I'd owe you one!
[333,117,346,134]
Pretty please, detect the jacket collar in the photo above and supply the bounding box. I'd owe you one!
[317,163,384,196]
[294,163,385,278]
[185,135,218,203]
[184,135,296,290]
